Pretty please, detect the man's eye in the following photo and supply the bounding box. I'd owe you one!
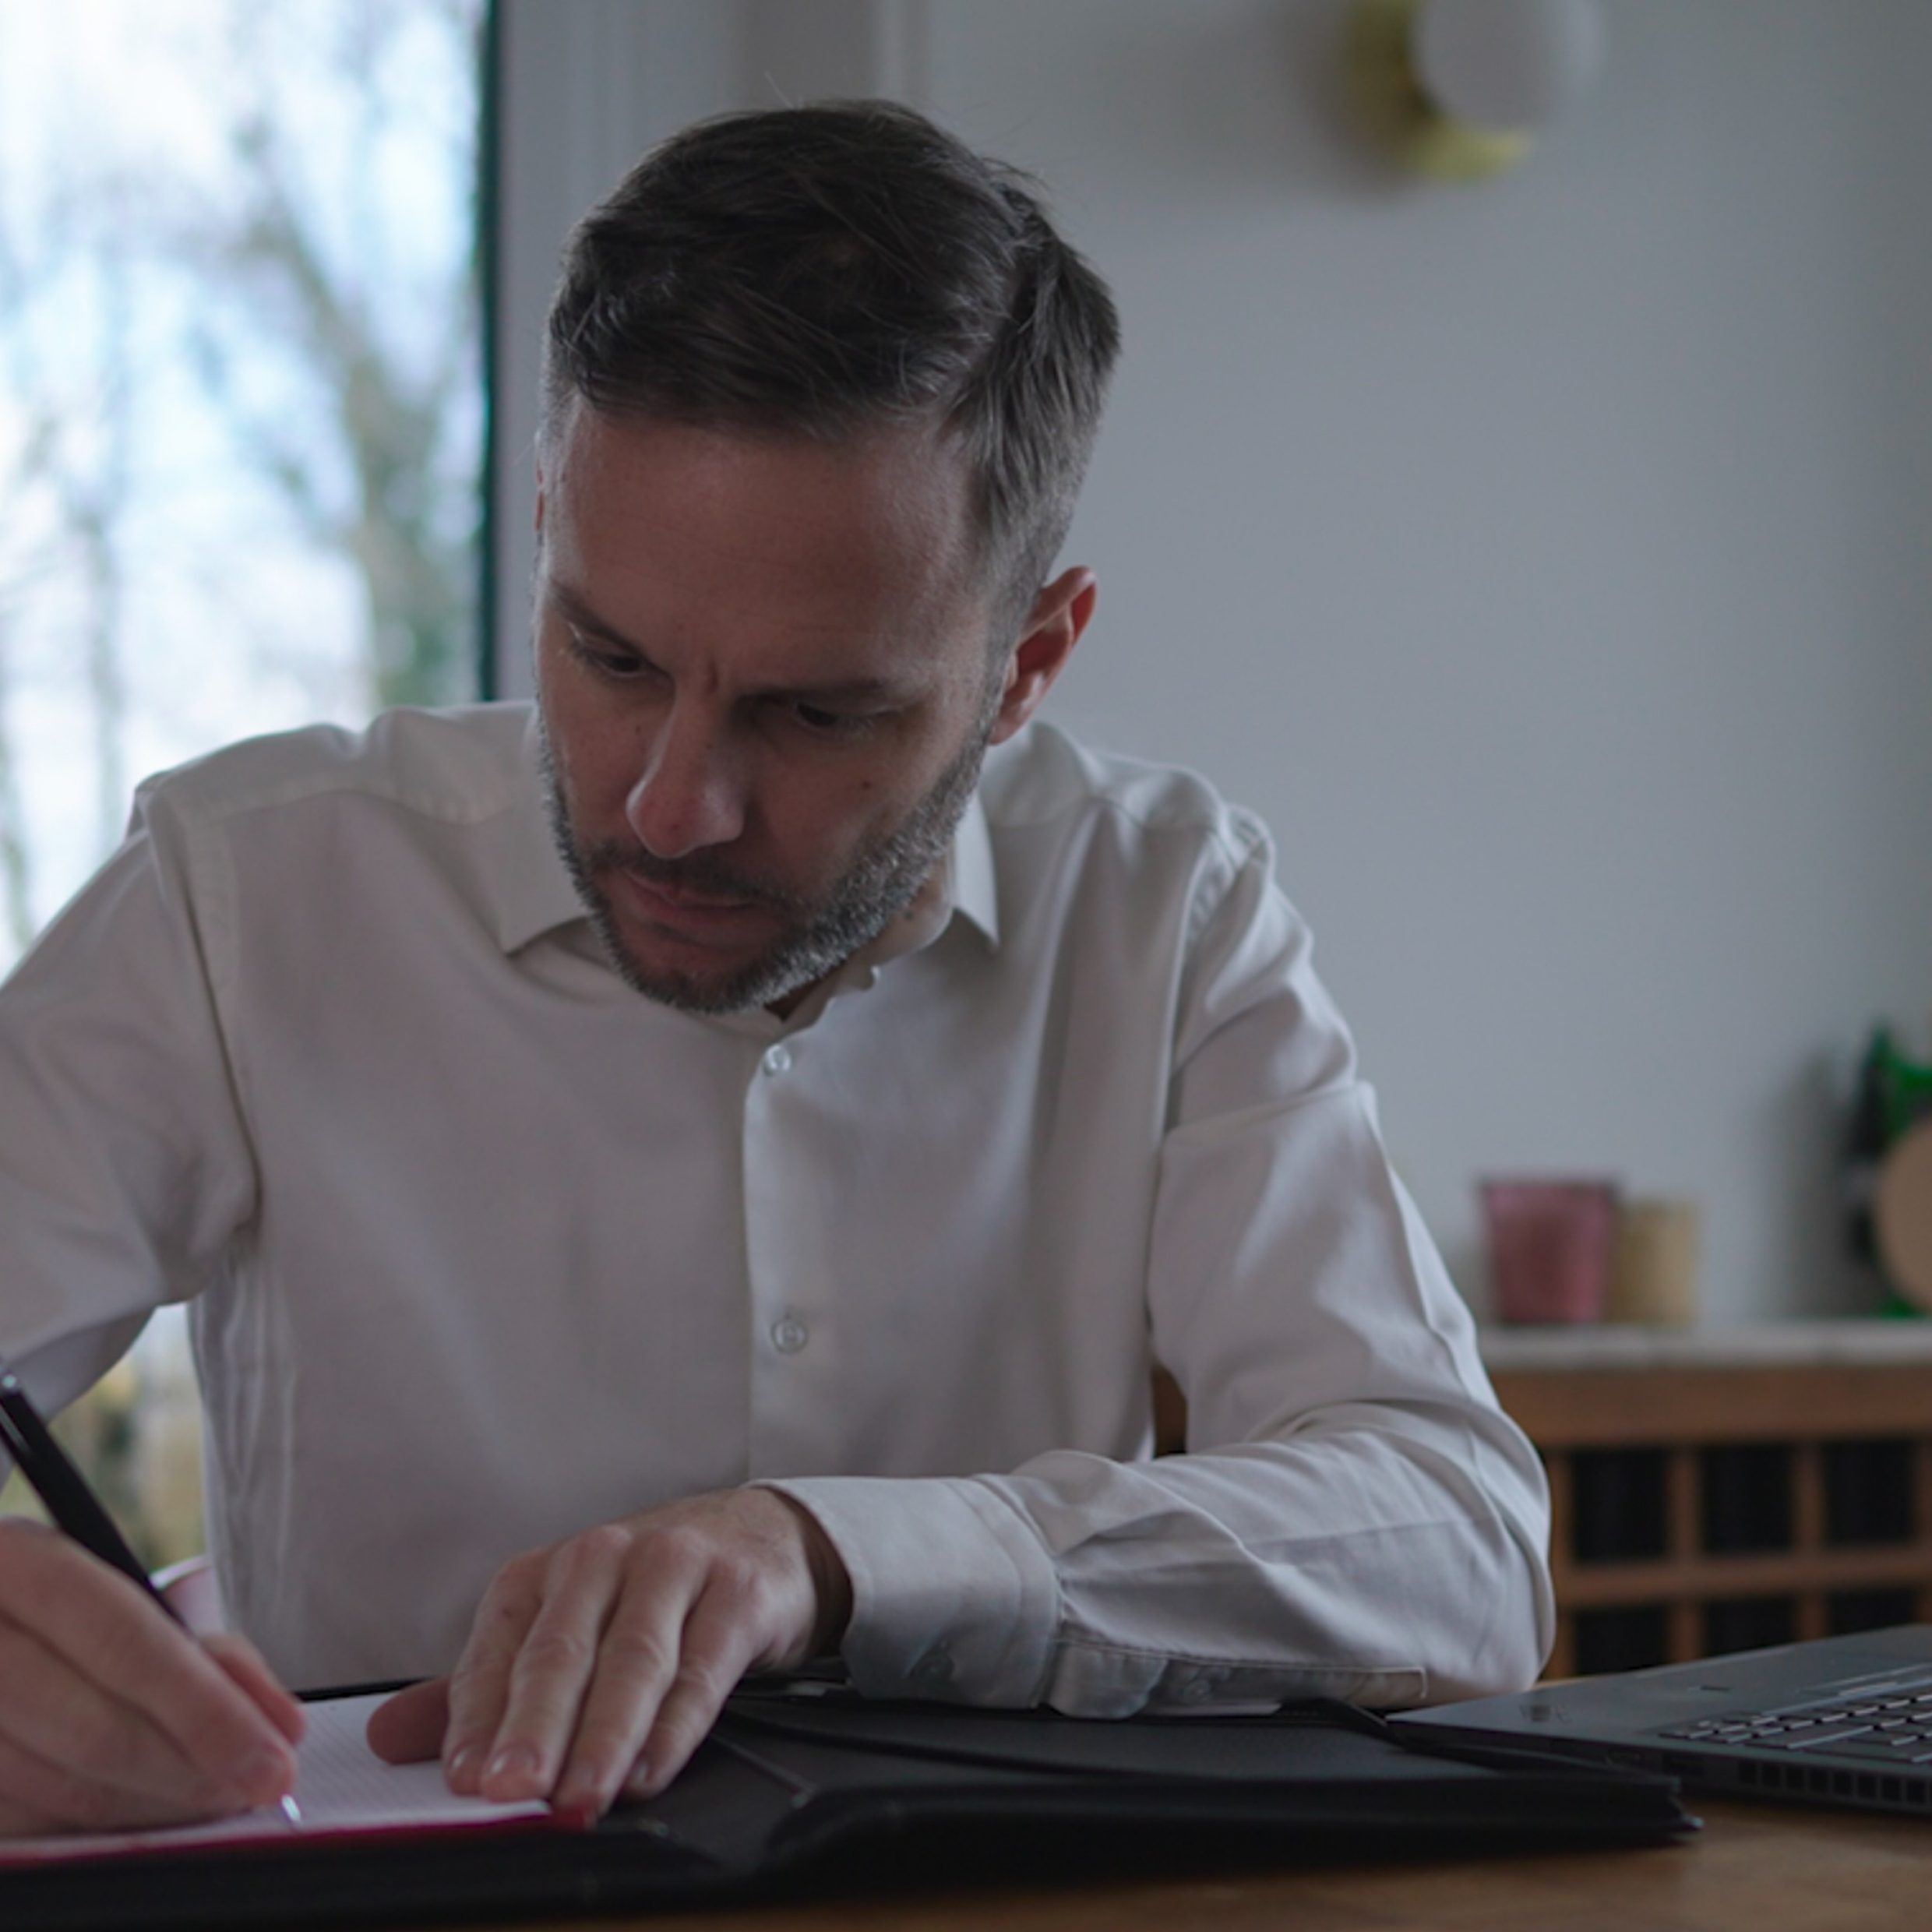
[787,702,873,739]
[566,628,649,680]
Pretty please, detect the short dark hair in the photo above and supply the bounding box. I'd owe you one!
[543,100,1120,631]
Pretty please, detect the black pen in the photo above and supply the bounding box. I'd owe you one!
[0,1355,303,1826]
[0,1358,177,1615]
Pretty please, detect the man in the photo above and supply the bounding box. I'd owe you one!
[0,103,1549,1836]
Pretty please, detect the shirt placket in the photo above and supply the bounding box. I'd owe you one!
[741,1029,837,1478]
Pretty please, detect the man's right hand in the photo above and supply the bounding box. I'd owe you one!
[0,1519,304,1835]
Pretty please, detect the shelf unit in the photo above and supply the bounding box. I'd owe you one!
[1484,1324,1932,1680]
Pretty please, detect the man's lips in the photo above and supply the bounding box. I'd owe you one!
[625,871,752,910]
[612,867,770,940]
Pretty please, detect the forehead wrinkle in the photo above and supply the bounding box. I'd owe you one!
[548,427,989,699]
[548,405,986,637]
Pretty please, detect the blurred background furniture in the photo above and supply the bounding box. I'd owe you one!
[1485,1324,1932,1680]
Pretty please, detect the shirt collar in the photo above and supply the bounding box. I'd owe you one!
[492,708,1002,963]
[947,791,1000,950]
[495,714,588,955]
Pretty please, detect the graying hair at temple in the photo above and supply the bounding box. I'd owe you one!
[541,100,1121,636]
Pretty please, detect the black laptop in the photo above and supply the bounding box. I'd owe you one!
[1391,1624,1932,1815]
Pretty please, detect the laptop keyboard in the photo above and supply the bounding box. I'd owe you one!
[1655,1670,1932,1766]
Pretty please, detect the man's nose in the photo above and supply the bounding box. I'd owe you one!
[623,706,746,858]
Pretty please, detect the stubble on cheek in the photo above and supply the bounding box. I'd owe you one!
[534,668,996,1015]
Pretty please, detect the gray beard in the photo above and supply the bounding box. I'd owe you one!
[537,707,994,1015]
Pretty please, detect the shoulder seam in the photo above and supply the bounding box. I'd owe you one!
[151,769,522,834]
[139,714,532,833]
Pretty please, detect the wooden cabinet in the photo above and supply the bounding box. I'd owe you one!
[1484,1325,1932,1680]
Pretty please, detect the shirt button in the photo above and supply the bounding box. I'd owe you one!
[771,1313,809,1355]
[915,1648,956,1687]
[1179,1677,1214,1705]
[761,1044,792,1077]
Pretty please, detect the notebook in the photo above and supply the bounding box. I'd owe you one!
[1391,1622,1932,1815]
[0,1693,551,1870]
[1,1680,1691,1930]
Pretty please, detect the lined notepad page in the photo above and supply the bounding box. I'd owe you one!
[0,1694,550,1864]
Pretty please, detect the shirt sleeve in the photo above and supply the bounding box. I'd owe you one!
[770,821,1553,1715]
[0,788,256,1412]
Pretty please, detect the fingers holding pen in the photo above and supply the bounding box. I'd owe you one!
[30,1540,297,1792]
[203,1633,307,1749]
[0,1523,299,1830]
[0,1616,249,1829]
[0,1724,213,1837]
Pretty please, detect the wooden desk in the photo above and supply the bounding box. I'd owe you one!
[435,1798,1932,1932]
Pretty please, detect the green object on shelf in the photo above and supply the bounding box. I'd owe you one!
[1847,1028,1932,1296]
[1868,1028,1932,1144]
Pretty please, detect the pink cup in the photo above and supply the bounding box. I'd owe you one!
[1481,1179,1621,1324]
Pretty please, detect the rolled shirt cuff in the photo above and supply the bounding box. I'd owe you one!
[756,1474,1059,1706]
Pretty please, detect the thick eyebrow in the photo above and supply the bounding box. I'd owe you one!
[547,581,646,652]
[547,580,922,707]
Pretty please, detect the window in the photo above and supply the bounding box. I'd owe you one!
[0,0,488,1567]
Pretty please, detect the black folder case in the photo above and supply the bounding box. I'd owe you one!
[2,1690,1695,1931]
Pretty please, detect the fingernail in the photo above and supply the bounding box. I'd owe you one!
[445,1743,480,1790]
[485,1741,540,1789]
[230,1749,292,1807]
[551,1770,603,1826]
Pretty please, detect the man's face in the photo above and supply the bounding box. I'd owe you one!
[534,406,1014,1014]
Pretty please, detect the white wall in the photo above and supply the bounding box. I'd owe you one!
[496,2,1932,1324]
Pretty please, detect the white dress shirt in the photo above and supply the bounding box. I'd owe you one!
[0,704,1551,1707]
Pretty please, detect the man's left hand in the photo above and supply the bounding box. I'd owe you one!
[366,1488,851,1821]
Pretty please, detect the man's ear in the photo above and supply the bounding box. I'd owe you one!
[989,567,1097,745]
